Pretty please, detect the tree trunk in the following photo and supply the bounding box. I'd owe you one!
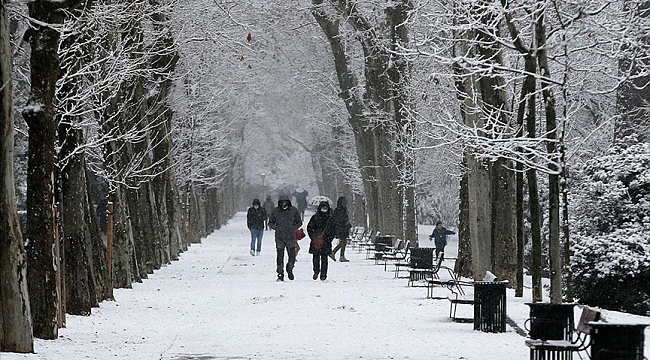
[535,8,562,303]
[84,167,111,301]
[514,54,537,298]
[23,0,64,340]
[0,0,33,349]
[59,126,92,315]
[474,9,518,287]
[57,11,104,314]
[111,186,137,288]
[457,156,473,278]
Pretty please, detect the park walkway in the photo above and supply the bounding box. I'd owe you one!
[4,211,533,360]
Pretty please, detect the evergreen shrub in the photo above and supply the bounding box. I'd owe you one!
[570,142,650,315]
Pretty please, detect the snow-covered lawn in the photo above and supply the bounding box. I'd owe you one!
[2,211,649,359]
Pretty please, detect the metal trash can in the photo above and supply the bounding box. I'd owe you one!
[526,302,576,341]
[589,323,648,360]
[474,281,507,333]
[409,247,434,269]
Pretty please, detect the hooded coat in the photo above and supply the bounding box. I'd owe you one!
[246,199,266,230]
[268,194,303,244]
[307,201,334,254]
[331,196,351,239]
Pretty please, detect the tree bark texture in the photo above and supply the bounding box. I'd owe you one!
[110,187,137,288]
[0,0,34,350]
[535,8,562,303]
[23,0,66,340]
[453,57,491,279]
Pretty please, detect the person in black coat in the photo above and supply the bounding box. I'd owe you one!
[307,201,334,281]
[247,199,267,256]
[329,196,352,262]
[268,194,303,281]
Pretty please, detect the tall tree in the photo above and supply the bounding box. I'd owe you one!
[0,0,33,351]
[311,0,416,241]
[22,0,75,339]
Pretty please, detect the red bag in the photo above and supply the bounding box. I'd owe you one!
[295,228,306,240]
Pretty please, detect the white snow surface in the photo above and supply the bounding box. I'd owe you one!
[2,211,649,360]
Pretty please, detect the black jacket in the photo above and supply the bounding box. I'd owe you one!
[268,195,303,240]
[307,201,334,254]
[247,206,267,230]
[331,196,351,239]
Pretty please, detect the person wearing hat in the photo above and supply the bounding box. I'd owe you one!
[429,220,455,261]
[247,198,267,256]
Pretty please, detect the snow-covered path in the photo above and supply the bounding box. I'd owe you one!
[3,211,648,360]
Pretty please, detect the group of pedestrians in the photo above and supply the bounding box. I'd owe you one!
[248,194,456,281]
[246,193,351,282]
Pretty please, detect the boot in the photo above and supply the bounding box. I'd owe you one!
[329,253,336,261]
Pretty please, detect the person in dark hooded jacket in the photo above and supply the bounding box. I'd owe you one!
[268,194,303,281]
[247,198,267,256]
[307,201,334,281]
[329,196,352,262]
[263,195,274,230]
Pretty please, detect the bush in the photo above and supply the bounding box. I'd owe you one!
[570,142,650,315]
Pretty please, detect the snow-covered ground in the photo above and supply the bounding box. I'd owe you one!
[2,211,649,360]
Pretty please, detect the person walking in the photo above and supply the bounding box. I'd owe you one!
[307,201,334,281]
[246,199,267,256]
[329,196,352,262]
[429,220,455,261]
[292,188,309,221]
[268,194,302,281]
[263,195,274,230]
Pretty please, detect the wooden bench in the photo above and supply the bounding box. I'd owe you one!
[524,307,601,360]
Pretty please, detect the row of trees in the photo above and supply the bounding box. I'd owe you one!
[1,0,243,353]
[305,0,649,310]
[2,0,649,353]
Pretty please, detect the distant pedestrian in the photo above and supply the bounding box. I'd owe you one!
[307,201,333,281]
[429,220,455,261]
[246,199,267,256]
[292,188,309,221]
[268,194,303,281]
[329,196,352,262]
[263,195,274,230]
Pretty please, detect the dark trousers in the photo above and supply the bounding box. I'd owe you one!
[276,245,296,276]
[435,246,445,261]
[332,238,348,258]
[312,251,329,278]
